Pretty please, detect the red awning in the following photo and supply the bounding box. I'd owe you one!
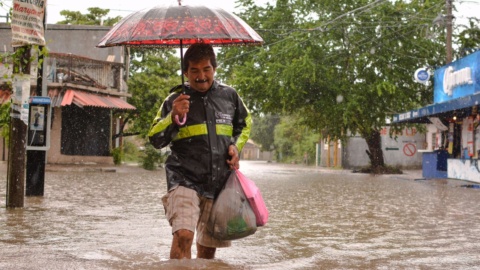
[61,89,136,110]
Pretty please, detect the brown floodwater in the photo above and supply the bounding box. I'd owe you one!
[1,161,480,269]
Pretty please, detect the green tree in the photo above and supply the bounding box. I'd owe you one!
[273,115,320,164]
[57,7,121,26]
[456,18,480,58]
[250,114,280,151]
[219,0,446,171]
[0,101,10,143]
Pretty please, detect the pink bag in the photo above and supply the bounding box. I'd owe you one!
[236,170,269,226]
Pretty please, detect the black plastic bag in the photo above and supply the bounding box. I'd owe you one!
[208,172,257,240]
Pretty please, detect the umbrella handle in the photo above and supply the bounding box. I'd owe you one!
[175,114,187,125]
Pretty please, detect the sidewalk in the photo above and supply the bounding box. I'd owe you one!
[45,163,148,173]
[0,161,149,174]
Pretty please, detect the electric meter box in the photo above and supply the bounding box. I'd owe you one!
[27,96,51,151]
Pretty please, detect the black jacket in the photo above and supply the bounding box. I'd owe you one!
[148,81,251,198]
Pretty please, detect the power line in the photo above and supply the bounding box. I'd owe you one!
[314,0,386,30]
[223,0,447,66]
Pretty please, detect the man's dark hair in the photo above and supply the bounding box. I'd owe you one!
[183,43,217,72]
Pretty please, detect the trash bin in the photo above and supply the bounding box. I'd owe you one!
[436,150,448,171]
[422,150,449,179]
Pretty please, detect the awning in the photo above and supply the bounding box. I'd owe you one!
[61,89,136,110]
[393,92,480,123]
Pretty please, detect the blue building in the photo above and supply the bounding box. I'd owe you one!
[393,50,480,182]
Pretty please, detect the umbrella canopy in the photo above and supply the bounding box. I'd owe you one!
[96,4,264,48]
[97,2,263,125]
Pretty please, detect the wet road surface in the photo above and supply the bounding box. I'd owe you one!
[1,161,480,269]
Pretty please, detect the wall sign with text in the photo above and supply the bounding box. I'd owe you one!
[11,0,46,47]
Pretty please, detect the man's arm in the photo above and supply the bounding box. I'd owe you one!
[148,94,180,149]
[227,94,252,169]
[231,94,252,152]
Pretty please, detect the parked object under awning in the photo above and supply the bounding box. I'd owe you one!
[393,92,480,124]
[60,89,136,110]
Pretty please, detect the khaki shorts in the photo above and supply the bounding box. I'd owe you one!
[162,186,231,248]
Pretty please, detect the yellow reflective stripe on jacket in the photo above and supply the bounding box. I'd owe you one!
[216,124,233,137]
[174,124,207,141]
[173,124,234,141]
[148,112,172,137]
[235,113,252,152]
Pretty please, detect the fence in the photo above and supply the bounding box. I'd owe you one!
[0,52,125,93]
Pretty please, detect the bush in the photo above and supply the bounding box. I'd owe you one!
[111,147,123,165]
[140,143,165,170]
[123,140,141,163]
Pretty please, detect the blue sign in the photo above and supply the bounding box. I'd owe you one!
[414,68,430,84]
[29,96,51,105]
[433,50,480,103]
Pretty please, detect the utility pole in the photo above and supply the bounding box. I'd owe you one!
[446,0,453,63]
[7,0,48,206]
[6,47,30,208]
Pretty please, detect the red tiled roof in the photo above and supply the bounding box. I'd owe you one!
[61,89,136,110]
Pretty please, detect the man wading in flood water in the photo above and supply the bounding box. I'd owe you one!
[148,43,251,259]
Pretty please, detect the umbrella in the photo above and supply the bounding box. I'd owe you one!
[97,1,264,125]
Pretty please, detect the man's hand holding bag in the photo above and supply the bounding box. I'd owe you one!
[208,170,269,241]
[207,171,257,241]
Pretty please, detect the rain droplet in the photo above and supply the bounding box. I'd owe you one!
[336,95,344,103]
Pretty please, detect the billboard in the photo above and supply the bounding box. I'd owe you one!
[433,50,480,103]
[11,0,46,47]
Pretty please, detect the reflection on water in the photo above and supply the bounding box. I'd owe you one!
[1,161,480,269]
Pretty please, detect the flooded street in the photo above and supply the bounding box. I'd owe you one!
[1,161,480,269]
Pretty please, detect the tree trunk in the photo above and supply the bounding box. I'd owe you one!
[364,130,385,169]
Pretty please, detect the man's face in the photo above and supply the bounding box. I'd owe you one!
[184,58,216,93]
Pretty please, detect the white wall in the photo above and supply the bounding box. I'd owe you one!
[341,126,426,169]
[448,159,480,183]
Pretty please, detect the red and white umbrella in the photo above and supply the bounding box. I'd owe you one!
[97,1,263,124]
[97,3,263,48]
